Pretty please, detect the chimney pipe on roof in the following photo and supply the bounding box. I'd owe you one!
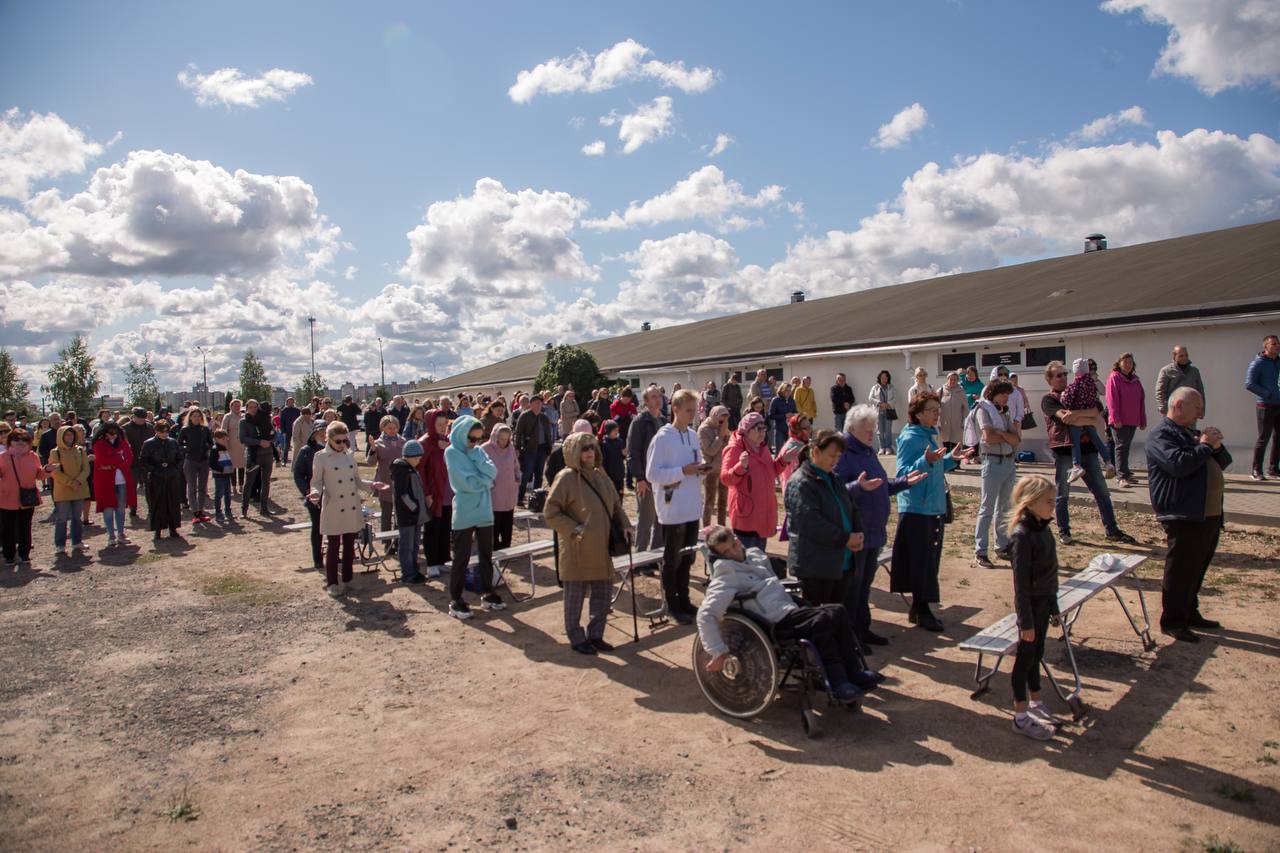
[545,342,553,349]
[641,322,651,332]
[1084,233,1107,253]
[790,290,805,303]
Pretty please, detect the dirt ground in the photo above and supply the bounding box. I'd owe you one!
[1,450,1278,852]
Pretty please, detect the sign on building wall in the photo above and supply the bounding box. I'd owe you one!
[981,351,1022,367]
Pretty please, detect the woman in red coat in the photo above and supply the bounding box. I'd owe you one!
[92,420,136,547]
[720,411,793,552]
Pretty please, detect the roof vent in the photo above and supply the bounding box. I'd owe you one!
[1084,233,1107,252]
[641,322,651,332]
[545,342,553,349]
[791,290,806,304]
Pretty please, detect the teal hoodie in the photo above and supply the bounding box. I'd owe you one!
[445,415,498,530]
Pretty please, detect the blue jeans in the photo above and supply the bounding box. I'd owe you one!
[1067,424,1113,467]
[877,412,893,452]
[398,524,422,580]
[54,499,84,548]
[974,455,1017,556]
[518,445,549,503]
[102,484,127,537]
[213,476,232,516]
[1053,450,1120,537]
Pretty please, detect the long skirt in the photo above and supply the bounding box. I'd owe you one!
[889,511,945,604]
[146,474,184,532]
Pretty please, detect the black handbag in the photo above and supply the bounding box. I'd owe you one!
[526,488,548,513]
[1021,411,1037,430]
[886,408,899,421]
[10,456,39,509]
[944,485,954,524]
[581,473,630,557]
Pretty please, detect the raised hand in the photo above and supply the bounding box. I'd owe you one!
[856,471,885,491]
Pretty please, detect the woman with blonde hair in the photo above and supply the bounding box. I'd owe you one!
[1006,474,1060,740]
[308,421,375,596]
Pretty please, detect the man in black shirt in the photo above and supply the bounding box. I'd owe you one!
[830,372,855,431]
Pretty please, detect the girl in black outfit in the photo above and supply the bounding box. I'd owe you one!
[139,421,184,539]
[292,422,328,569]
[1008,474,1061,740]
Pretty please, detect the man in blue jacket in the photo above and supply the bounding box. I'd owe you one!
[1245,334,1280,480]
[1146,387,1232,643]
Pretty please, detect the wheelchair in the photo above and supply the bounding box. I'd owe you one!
[691,548,867,738]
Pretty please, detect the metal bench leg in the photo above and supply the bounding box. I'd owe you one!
[1047,615,1087,720]
[1115,572,1156,651]
[498,556,537,603]
[971,652,1004,700]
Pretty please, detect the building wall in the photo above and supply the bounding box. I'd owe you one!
[620,315,1276,472]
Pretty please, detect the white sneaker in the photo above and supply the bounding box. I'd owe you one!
[1013,713,1054,740]
[1066,466,1084,484]
[449,600,473,620]
[480,593,507,611]
[118,534,130,545]
[426,565,442,579]
[326,584,341,598]
[73,542,89,553]
[1028,702,1059,727]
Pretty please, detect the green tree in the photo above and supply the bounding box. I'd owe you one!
[236,349,272,404]
[296,371,326,403]
[122,353,160,410]
[534,345,602,397]
[0,349,31,413]
[372,385,390,403]
[44,335,101,415]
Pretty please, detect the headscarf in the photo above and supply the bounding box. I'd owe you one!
[572,419,593,434]
[989,366,1010,382]
[706,405,729,421]
[737,411,766,436]
[787,413,810,440]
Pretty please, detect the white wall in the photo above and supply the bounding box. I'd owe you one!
[623,315,1277,472]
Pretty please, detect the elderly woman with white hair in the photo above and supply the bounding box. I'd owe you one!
[836,404,928,647]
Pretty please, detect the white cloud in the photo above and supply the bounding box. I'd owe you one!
[177,65,314,108]
[581,139,606,157]
[600,96,674,154]
[707,133,733,158]
[583,165,785,232]
[344,264,358,280]
[2,149,338,279]
[871,102,929,150]
[1076,106,1148,140]
[0,108,106,200]
[1102,0,1280,94]
[508,38,716,103]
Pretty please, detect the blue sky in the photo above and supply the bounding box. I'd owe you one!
[1,0,1277,392]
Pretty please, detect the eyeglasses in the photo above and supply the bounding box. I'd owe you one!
[468,435,483,444]
[922,406,941,414]
[749,424,767,432]
[332,439,349,446]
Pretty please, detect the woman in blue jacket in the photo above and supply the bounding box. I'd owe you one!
[889,392,973,631]
[767,384,798,453]
[444,415,504,619]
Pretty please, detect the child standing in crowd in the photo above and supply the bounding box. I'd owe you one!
[0,429,50,568]
[1008,475,1061,740]
[444,415,503,620]
[597,420,626,495]
[421,410,453,579]
[292,422,329,570]
[210,429,235,523]
[379,440,428,584]
[1059,357,1116,482]
[48,426,91,555]
[140,421,183,540]
[92,421,135,546]
[481,423,521,550]
[367,415,406,551]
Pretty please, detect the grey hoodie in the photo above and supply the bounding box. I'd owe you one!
[696,548,797,657]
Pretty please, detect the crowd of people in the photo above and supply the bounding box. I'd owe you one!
[0,333,1272,737]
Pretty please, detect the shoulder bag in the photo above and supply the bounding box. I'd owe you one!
[581,472,630,557]
[9,456,39,509]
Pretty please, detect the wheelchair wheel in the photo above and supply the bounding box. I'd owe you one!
[692,613,780,719]
[801,709,822,738]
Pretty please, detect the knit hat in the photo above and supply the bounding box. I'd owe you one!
[403,440,424,457]
[1072,357,1089,376]
[572,419,593,434]
[598,419,618,440]
[738,411,766,435]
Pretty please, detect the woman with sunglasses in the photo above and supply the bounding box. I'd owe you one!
[720,411,796,553]
[444,415,504,619]
[0,429,51,568]
[308,421,375,597]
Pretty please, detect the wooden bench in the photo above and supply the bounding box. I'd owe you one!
[959,552,1153,719]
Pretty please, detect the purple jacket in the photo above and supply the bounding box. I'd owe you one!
[833,434,912,550]
[1105,370,1147,429]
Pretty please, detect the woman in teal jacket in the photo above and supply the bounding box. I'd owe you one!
[889,392,972,631]
[445,415,504,619]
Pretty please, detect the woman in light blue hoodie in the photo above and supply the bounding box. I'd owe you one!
[444,415,504,619]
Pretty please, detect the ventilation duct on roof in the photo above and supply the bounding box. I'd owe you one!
[1084,233,1107,252]
[791,290,805,303]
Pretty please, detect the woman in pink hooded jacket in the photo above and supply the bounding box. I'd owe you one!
[720,411,793,552]
[1105,352,1147,487]
[481,423,522,549]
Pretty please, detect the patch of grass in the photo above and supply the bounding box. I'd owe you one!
[200,572,282,606]
[958,578,970,587]
[1258,753,1277,766]
[1201,835,1244,853]
[1214,783,1255,803]
[1265,740,1279,749]
[134,552,168,565]
[162,785,199,823]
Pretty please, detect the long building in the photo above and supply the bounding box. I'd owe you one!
[413,220,1280,470]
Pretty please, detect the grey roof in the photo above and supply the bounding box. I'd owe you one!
[416,218,1280,393]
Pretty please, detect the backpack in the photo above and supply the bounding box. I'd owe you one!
[963,399,999,448]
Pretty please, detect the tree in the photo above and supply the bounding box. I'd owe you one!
[372,385,390,403]
[534,345,603,397]
[236,349,272,404]
[123,353,160,411]
[296,371,326,404]
[44,335,101,415]
[0,349,30,414]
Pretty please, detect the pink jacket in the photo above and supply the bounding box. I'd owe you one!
[481,425,521,513]
[1106,370,1147,429]
[720,431,788,538]
[0,446,48,510]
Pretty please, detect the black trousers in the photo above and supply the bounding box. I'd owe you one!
[305,500,323,568]
[1254,404,1280,473]
[800,572,852,607]
[450,525,494,601]
[493,509,514,550]
[1011,595,1054,702]
[775,604,862,681]
[660,519,700,609]
[1160,518,1221,629]
[423,505,452,567]
[0,507,35,561]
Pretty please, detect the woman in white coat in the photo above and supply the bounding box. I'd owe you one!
[308,421,375,596]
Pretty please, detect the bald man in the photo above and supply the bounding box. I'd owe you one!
[1155,345,1206,417]
[1146,387,1232,642]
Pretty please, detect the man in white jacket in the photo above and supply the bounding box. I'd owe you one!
[646,389,709,624]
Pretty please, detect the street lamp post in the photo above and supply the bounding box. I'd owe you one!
[195,346,209,408]
[307,316,317,376]
[377,336,385,388]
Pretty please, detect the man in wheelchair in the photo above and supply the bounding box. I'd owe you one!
[697,525,882,705]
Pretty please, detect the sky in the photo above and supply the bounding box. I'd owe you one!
[1,0,1278,395]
